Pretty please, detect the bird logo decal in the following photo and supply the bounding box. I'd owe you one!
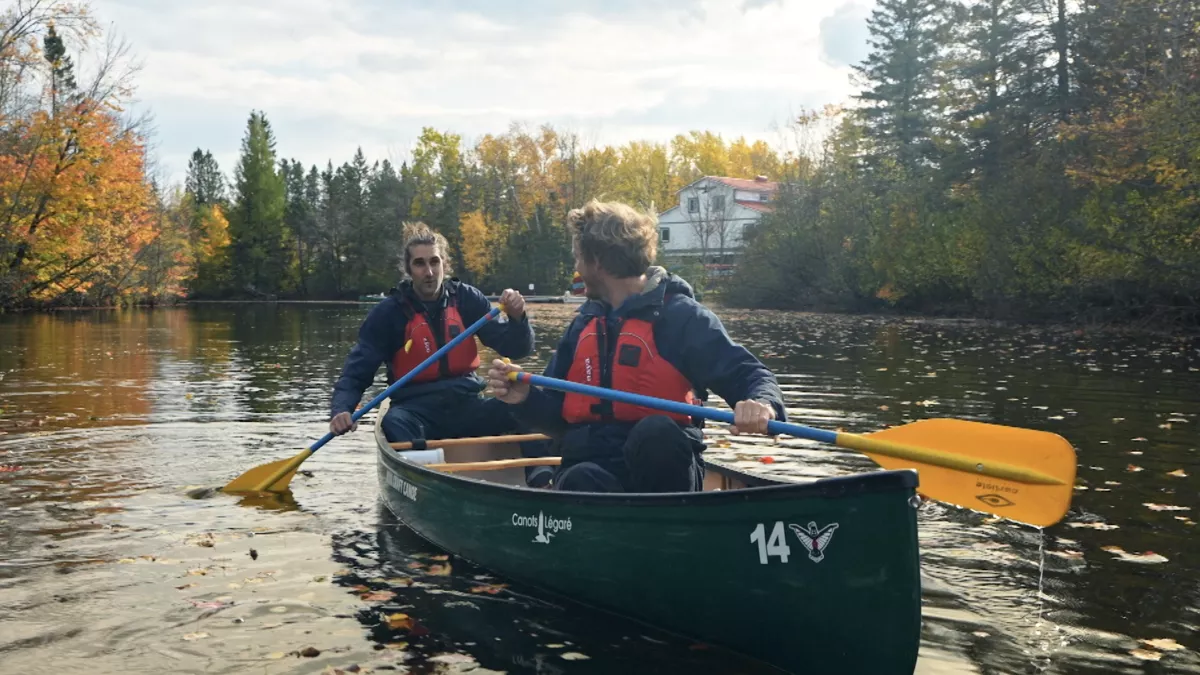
[789,522,839,563]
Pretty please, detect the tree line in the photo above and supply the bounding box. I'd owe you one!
[730,0,1200,327]
[4,0,1196,327]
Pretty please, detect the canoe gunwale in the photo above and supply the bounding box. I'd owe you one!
[372,399,919,505]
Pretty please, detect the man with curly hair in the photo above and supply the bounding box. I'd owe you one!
[487,200,786,492]
[329,222,535,445]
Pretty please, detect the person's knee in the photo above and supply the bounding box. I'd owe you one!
[553,462,623,493]
[381,407,424,443]
[624,416,699,493]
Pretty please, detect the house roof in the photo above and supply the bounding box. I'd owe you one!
[677,175,779,193]
[735,200,774,213]
[710,176,779,191]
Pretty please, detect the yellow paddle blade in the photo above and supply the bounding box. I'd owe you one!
[221,449,313,494]
[404,339,412,353]
[843,419,1077,527]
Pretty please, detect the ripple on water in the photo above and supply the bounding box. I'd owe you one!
[1,305,1198,674]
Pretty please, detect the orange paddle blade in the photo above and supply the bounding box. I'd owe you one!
[845,419,1077,527]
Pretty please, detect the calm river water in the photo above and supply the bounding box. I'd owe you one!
[0,303,1196,674]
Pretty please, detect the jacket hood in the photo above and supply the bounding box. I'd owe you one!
[579,266,696,317]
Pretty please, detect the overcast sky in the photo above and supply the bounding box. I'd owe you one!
[89,0,875,186]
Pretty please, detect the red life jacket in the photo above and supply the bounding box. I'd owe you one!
[390,298,480,384]
[561,313,699,425]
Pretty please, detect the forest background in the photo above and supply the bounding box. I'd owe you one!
[2,0,1196,327]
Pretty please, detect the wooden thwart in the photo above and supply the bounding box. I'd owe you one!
[389,433,550,450]
[427,457,563,472]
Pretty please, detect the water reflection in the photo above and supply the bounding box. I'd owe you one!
[327,504,777,674]
[0,304,1197,674]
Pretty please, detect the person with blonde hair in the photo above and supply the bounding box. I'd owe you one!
[487,200,785,492]
[330,222,535,445]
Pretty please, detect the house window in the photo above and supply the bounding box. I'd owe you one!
[687,197,699,213]
[710,195,725,211]
[660,227,671,243]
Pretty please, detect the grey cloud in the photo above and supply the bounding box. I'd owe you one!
[819,2,871,68]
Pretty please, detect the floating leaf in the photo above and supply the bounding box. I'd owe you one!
[1126,465,1143,472]
[1101,546,1168,564]
[361,590,396,602]
[1144,503,1191,512]
[560,652,591,661]
[430,555,449,561]
[1167,469,1188,478]
[426,564,452,576]
[386,613,413,630]
[1048,550,1084,560]
[182,632,210,641]
[1140,638,1184,652]
[1130,649,1163,661]
[1068,522,1119,530]
[469,584,508,595]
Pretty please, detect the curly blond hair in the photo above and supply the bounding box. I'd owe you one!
[401,221,453,277]
[567,199,658,278]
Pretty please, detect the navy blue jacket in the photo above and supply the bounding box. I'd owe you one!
[512,267,786,461]
[330,278,534,416]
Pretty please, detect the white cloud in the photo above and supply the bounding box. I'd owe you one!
[89,0,874,185]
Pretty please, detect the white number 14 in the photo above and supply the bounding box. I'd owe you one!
[750,521,791,564]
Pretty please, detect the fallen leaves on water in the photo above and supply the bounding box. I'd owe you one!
[561,652,591,660]
[1100,546,1169,564]
[0,465,22,472]
[426,564,452,576]
[361,590,395,602]
[1145,503,1191,512]
[759,456,776,464]
[267,652,287,660]
[1176,517,1196,526]
[1130,649,1163,661]
[1048,550,1085,560]
[1140,638,1185,651]
[182,632,210,641]
[1167,469,1188,478]
[406,562,424,570]
[1068,522,1119,531]
[386,613,413,630]
[1126,465,1143,472]
[384,577,414,586]
[175,583,196,590]
[429,654,477,665]
[189,599,230,610]
[469,583,508,595]
[972,631,990,638]
[430,555,449,561]
[1132,437,1148,442]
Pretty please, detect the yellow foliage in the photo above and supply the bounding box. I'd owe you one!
[460,210,496,278]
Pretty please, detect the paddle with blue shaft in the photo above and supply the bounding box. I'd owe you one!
[222,305,504,494]
[507,370,1077,527]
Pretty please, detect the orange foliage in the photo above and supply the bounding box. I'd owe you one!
[0,100,157,303]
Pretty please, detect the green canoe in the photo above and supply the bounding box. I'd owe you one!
[373,400,923,674]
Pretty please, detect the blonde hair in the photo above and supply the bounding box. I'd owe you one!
[567,199,658,278]
[401,221,452,277]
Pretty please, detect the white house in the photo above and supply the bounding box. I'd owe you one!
[656,175,777,266]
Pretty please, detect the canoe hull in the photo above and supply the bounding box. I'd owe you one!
[375,410,922,674]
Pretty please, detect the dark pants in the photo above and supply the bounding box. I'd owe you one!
[547,415,705,493]
[382,393,551,478]
[382,392,519,443]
